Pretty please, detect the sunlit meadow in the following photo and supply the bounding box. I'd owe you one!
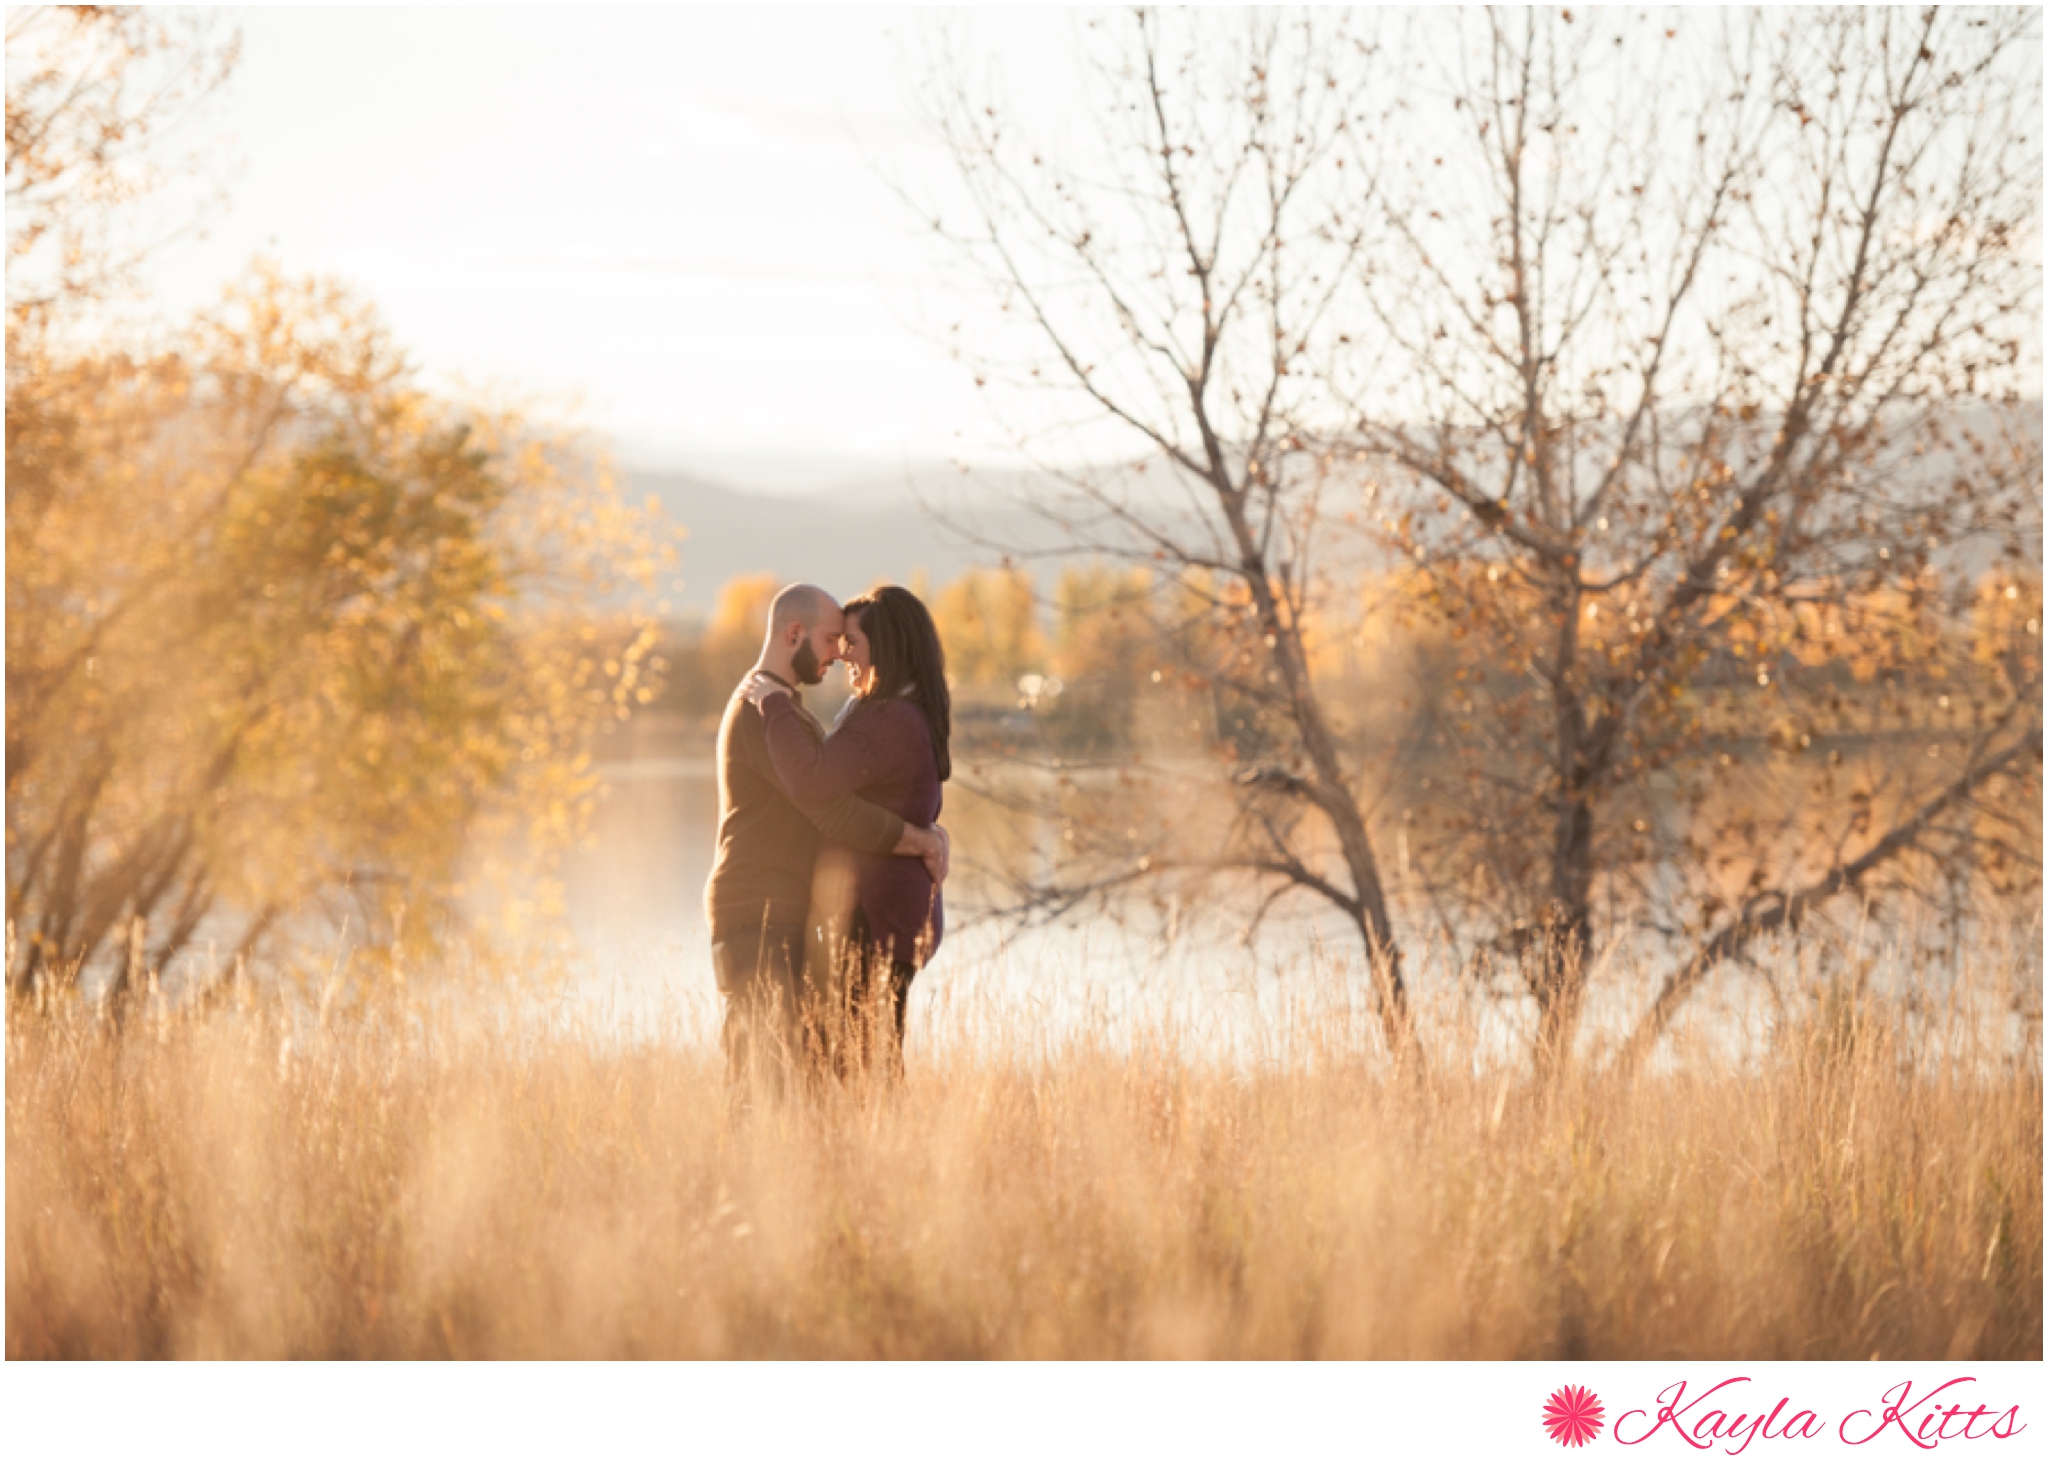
[7,922,2038,1360]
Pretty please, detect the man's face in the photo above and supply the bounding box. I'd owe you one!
[790,604,844,686]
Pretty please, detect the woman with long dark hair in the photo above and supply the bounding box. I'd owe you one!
[745,584,949,1076]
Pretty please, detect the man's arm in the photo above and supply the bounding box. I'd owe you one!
[798,790,905,857]
[798,795,947,882]
[898,821,948,883]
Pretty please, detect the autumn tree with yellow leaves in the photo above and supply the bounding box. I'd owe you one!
[5,11,677,1000]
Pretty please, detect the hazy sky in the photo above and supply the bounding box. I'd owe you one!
[121,7,2045,492]
[143,7,1079,489]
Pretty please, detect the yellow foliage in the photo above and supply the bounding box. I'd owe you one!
[1049,564,1153,681]
[933,566,1045,689]
[1971,569,2044,670]
[4,263,681,994]
[706,572,778,663]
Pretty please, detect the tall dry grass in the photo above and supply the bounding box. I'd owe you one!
[6,946,2040,1360]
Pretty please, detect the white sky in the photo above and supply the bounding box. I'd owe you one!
[141,6,1082,488]
[107,6,2048,490]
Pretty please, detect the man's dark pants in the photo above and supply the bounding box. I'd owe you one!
[711,921,808,1108]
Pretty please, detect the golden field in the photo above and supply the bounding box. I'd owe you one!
[6,940,2040,1361]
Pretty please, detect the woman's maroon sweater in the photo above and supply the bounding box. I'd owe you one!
[761,691,944,966]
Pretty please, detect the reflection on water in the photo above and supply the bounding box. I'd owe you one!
[560,761,2041,1070]
[566,756,721,954]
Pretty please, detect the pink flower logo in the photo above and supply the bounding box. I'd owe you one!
[1544,1385,1605,1447]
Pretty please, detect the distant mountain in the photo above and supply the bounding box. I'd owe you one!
[626,466,1009,616]
[625,402,2041,615]
[624,461,1173,615]
[626,452,1402,617]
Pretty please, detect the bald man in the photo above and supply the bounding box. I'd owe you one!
[705,583,947,1106]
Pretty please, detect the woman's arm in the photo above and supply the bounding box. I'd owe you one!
[760,691,902,802]
[746,695,944,877]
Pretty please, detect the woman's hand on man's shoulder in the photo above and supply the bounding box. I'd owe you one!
[739,672,789,711]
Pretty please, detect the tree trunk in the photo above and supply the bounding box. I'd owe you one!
[1211,474,1410,1043]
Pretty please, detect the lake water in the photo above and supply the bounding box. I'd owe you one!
[557,757,2042,1072]
[557,755,1410,1059]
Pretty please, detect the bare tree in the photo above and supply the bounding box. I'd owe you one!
[919,7,2040,1074]
[1334,7,2040,1070]
[914,9,1419,1054]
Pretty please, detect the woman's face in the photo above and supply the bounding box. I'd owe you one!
[840,611,875,695]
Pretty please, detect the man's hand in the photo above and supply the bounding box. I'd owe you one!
[739,671,788,711]
[897,823,950,884]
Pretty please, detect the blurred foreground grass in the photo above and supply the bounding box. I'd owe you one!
[7,944,2040,1360]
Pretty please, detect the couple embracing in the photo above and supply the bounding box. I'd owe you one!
[703,582,951,1104]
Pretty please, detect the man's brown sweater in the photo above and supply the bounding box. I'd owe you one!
[704,674,907,939]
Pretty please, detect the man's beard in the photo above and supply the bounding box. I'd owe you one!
[791,641,823,685]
